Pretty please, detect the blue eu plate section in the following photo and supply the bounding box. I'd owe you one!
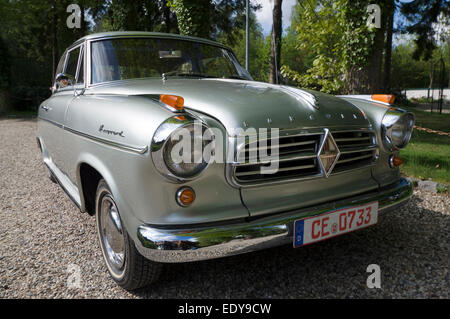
[294,219,305,247]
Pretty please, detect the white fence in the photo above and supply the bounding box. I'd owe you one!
[403,88,449,100]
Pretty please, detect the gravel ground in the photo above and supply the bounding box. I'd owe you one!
[0,118,449,299]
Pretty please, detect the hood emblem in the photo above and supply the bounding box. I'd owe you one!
[318,130,340,177]
[99,125,125,137]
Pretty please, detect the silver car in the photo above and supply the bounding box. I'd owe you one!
[37,32,414,290]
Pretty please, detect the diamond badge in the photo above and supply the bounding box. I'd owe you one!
[319,131,340,177]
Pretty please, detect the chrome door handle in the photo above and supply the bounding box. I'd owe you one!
[41,105,50,111]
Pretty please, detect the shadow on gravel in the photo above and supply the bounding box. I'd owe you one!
[131,194,449,298]
[0,117,37,122]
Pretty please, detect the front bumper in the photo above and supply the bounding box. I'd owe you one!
[135,178,413,263]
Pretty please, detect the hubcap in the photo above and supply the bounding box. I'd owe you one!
[100,196,125,272]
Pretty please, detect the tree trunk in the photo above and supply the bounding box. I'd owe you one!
[429,61,434,90]
[80,2,86,36]
[383,3,394,92]
[448,38,450,88]
[162,0,173,33]
[51,0,58,82]
[367,12,386,93]
[269,0,282,84]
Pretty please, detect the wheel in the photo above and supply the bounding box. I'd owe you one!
[95,179,162,290]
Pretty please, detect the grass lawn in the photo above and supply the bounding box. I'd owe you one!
[398,106,450,186]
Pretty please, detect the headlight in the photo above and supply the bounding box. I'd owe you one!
[163,124,208,178]
[151,115,211,181]
[381,109,414,150]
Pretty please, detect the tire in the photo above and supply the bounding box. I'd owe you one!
[95,179,162,290]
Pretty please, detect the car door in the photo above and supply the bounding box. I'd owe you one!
[40,44,83,181]
[59,44,87,183]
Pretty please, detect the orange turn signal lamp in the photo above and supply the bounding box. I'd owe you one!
[372,94,395,105]
[160,94,184,111]
[176,187,196,207]
[390,155,403,168]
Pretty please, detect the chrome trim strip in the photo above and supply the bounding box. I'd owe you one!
[64,126,148,154]
[135,178,413,263]
[38,116,148,154]
[44,162,82,210]
[38,116,63,128]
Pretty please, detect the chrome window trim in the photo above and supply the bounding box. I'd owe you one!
[86,36,239,87]
[55,41,87,94]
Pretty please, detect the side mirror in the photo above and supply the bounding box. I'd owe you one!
[54,73,75,91]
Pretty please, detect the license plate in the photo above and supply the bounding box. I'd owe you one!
[293,201,378,248]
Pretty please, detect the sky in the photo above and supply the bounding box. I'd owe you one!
[253,0,297,36]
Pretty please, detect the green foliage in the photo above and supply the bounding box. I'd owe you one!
[168,0,260,44]
[0,36,10,90]
[217,11,269,82]
[100,0,178,33]
[280,0,376,94]
[168,0,214,38]
[400,0,450,60]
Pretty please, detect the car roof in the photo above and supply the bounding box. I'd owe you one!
[71,31,231,50]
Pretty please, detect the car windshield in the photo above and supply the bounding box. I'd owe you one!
[90,37,252,84]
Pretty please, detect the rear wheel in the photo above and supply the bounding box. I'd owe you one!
[95,179,162,290]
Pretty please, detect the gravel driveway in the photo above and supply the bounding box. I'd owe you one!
[0,118,449,299]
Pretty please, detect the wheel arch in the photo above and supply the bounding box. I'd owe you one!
[76,154,120,216]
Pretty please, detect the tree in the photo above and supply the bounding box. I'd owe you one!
[383,1,395,91]
[400,0,450,60]
[99,0,178,33]
[269,0,282,84]
[218,10,269,82]
[0,36,10,115]
[281,0,378,94]
[168,0,260,44]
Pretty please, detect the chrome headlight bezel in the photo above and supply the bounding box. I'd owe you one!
[381,108,415,151]
[151,115,211,182]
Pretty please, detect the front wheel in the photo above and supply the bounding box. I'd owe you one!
[95,179,162,290]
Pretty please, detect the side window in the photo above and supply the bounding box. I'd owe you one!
[64,47,81,80]
[55,51,67,78]
[77,47,84,84]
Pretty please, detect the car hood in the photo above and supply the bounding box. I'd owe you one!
[88,78,370,134]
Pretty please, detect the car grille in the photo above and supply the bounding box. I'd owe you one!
[231,129,378,186]
[332,131,377,173]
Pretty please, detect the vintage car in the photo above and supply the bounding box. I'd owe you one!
[37,32,414,290]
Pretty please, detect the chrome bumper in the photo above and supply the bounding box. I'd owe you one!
[135,178,413,263]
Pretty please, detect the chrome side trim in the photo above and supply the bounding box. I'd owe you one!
[136,178,413,263]
[64,126,148,154]
[38,116,63,128]
[44,162,82,210]
[38,117,148,154]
